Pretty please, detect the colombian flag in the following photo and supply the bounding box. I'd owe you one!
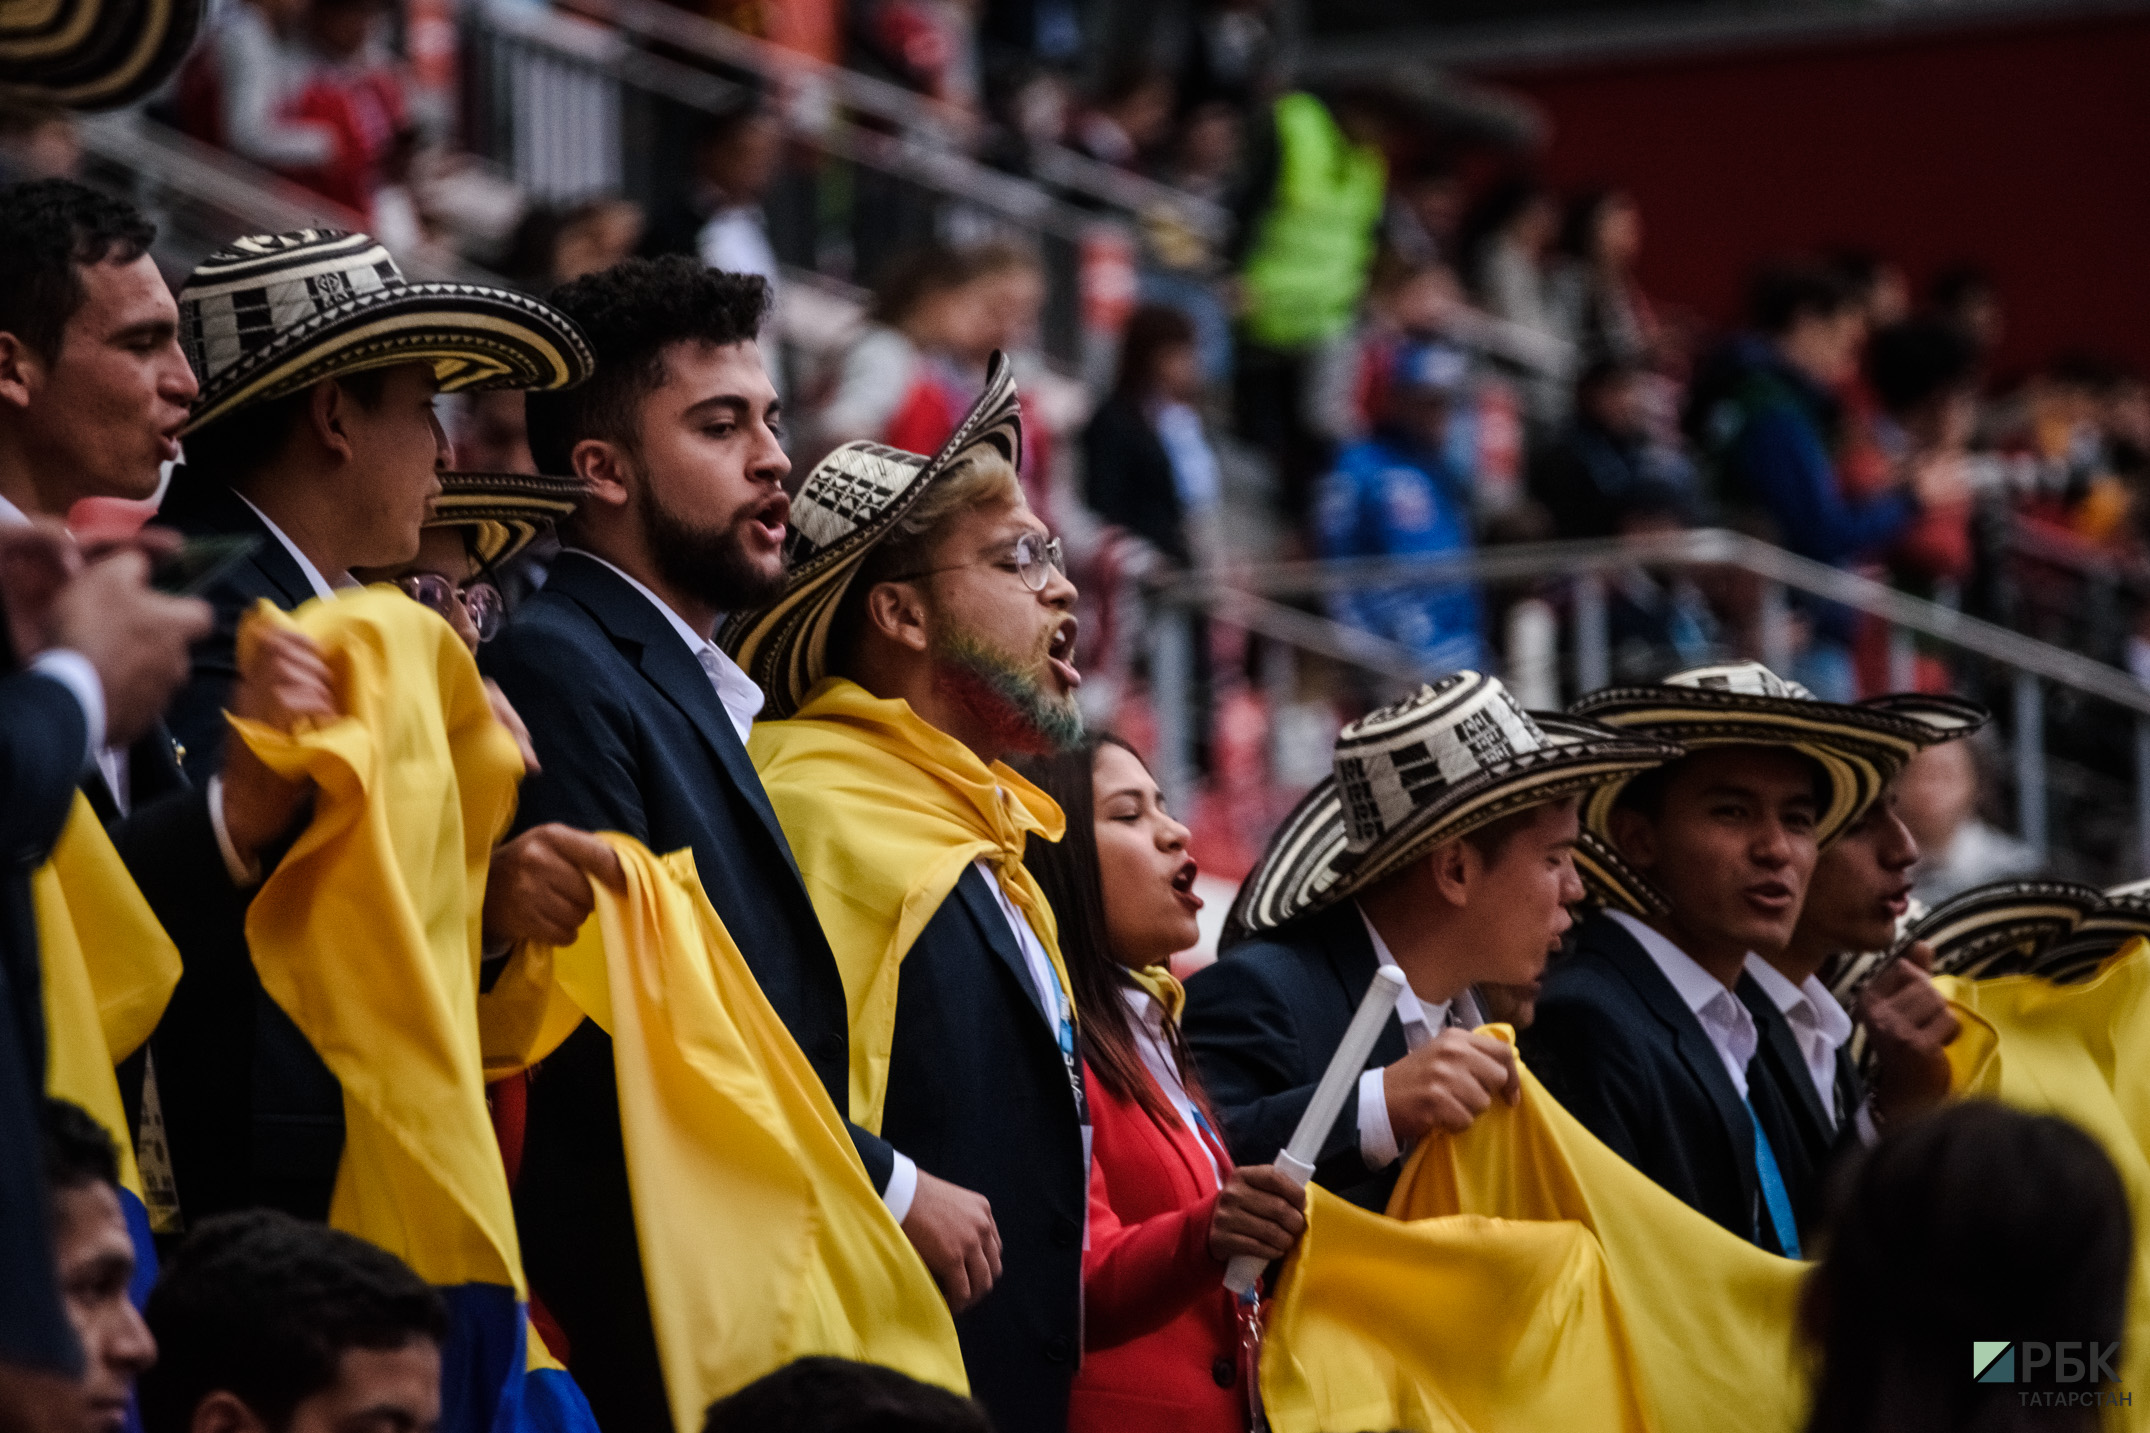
[230,591,594,1433]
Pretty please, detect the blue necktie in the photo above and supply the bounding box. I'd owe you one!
[1745,1099,1802,1259]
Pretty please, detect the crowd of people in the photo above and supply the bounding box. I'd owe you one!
[4,160,2146,1433]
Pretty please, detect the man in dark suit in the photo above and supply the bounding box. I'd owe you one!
[1183,674,1678,1212]
[486,256,951,1432]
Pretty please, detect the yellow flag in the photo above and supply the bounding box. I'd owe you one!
[487,835,968,1433]
[34,792,182,1198]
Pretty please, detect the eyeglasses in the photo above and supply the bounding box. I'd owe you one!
[892,532,1067,593]
[397,573,505,643]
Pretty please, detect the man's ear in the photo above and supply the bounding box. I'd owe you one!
[862,579,930,655]
[570,438,634,513]
[1427,838,1476,906]
[1608,806,1657,871]
[309,377,355,464]
[189,1391,271,1433]
[0,332,45,412]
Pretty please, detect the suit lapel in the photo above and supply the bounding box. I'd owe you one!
[952,864,1052,1031]
[159,466,317,610]
[1314,903,1411,1071]
[1739,975,1836,1145]
[546,555,800,870]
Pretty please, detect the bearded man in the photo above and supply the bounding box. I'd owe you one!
[485,257,936,1432]
[732,357,1089,1433]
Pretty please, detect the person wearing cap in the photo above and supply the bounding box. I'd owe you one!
[733,356,1089,1433]
[1180,673,1679,1214]
[1311,337,1487,676]
[1523,661,1973,1255]
[137,227,593,1229]
[478,256,885,1433]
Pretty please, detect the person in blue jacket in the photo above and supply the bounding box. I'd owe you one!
[1312,339,1487,675]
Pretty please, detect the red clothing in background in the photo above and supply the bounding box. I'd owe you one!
[1074,1058,1247,1433]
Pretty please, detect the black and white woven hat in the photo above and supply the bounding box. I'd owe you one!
[719,350,1022,719]
[0,0,201,109]
[1570,661,1987,913]
[1224,672,1682,940]
[178,230,594,434]
[426,470,585,568]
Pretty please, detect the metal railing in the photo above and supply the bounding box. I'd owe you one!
[1136,527,2150,877]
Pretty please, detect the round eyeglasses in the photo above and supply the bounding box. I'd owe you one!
[892,532,1066,593]
[397,573,505,643]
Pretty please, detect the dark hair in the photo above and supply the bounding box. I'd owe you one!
[1456,172,1552,290]
[1928,263,1995,316]
[179,368,392,486]
[524,256,770,480]
[139,1210,448,1433]
[1112,303,1197,397]
[1576,356,1642,407]
[1866,319,1979,417]
[42,1097,118,1197]
[1612,746,1830,824]
[1555,187,1624,262]
[1746,259,1859,336]
[0,178,155,363]
[1013,734,1208,1131]
[1802,1103,2129,1433]
[701,1356,991,1433]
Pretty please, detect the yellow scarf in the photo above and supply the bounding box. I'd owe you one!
[748,676,1071,1132]
[34,792,182,1201]
[484,836,968,1432]
[230,592,528,1293]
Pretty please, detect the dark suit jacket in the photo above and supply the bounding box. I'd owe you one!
[481,552,870,1433]
[1520,911,1807,1255]
[1181,902,1413,1212]
[139,465,346,1225]
[1738,976,1864,1241]
[0,669,89,1373]
[1082,393,1190,566]
[880,865,1089,1433]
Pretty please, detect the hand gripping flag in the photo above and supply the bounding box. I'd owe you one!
[34,792,183,1306]
[479,835,968,1433]
[228,591,594,1433]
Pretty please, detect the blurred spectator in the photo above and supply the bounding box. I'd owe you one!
[42,1100,155,1433]
[1176,0,1281,111]
[1083,304,1220,569]
[1928,263,2005,360]
[0,100,81,184]
[1827,248,1912,328]
[855,0,981,113]
[1894,738,2039,904]
[452,390,538,475]
[702,1356,991,1433]
[1548,188,1655,371]
[1602,482,1721,682]
[139,1210,447,1433]
[1823,248,1910,514]
[1800,1102,2127,1433]
[175,0,325,166]
[282,0,416,231]
[641,99,783,293]
[1384,159,1466,268]
[506,199,646,291]
[1458,174,1568,423]
[1313,339,1487,673]
[1531,358,1698,541]
[1070,65,1175,171]
[1136,100,1241,385]
[1230,85,1390,524]
[1863,318,1983,591]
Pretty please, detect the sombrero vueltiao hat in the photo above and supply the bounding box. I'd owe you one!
[1224,672,1683,941]
[1570,662,1988,914]
[0,0,201,109]
[178,230,594,435]
[427,470,586,568]
[1895,879,2100,981]
[719,350,1023,718]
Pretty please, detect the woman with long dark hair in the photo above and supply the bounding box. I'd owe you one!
[1015,735,1306,1433]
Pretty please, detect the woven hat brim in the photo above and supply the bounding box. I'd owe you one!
[1898,879,2104,980]
[183,282,594,435]
[0,0,199,107]
[1224,716,1683,940]
[426,470,585,567]
[719,350,1023,718]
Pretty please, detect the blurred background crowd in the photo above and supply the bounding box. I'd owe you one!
[22,0,2150,918]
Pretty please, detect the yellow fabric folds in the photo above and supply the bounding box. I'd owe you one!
[747,676,1070,1131]
[494,834,967,1432]
[1936,940,2150,1411]
[230,592,526,1293]
[1263,1028,1808,1433]
[34,792,182,1196]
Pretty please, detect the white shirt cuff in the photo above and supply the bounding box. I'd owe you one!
[882,1151,919,1223]
[1853,1094,1881,1148]
[30,649,104,767]
[1357,1066,1400,1170]
[206,775,263,888]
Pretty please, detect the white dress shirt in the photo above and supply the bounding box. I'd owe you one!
[1743,954,1878,1145]
[1607,909,1758,1100]
[1122,984,1224,1189]
[1354,905,1486,1170]
[559,549,763,743]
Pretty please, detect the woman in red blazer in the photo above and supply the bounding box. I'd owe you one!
[1017,736,1306,1433]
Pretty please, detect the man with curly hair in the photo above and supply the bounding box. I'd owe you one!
[487,256,960,1431]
